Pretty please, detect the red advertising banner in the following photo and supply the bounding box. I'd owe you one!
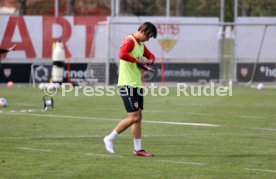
[0,16,106,59]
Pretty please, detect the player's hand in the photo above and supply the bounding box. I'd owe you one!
[145,59,153,64]
[8,44,16,51]
[138,63,155,72]
[136,58,146,65]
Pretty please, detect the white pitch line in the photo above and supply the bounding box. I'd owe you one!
[240,115,266,119]
[145,110,271,120]
[0,135,103,140]
[3,112,276,131]
[17,147,204,166]
[2,112,118,122]
[17,147,52,152]
[86,153,205,166]
[1,133,268,140]
[2,108,275,120]
[245,168,276,174]
[248,127,276,131]
[2,112,220,127]
[158,159,205,166]
[182,112,269,120]
[145,120,220,127]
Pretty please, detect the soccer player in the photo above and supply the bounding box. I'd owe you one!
[104,22,157,157]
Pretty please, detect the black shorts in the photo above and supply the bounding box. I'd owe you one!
[118,86,144,112]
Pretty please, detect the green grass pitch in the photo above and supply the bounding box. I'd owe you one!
[0,85,276,178]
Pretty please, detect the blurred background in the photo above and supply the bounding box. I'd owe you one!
[1,0,276,87]
[1,0,276,19]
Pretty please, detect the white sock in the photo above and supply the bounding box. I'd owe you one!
[104,136,115,154]
[134,138,142,151]
[106,130,118,141]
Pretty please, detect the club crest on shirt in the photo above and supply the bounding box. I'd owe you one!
[134,101,139,109]
[4,68,11,78]
[157,23,180,53]
[240,68,248,78]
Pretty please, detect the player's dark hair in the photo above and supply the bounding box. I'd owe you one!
[138,22,157,39]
